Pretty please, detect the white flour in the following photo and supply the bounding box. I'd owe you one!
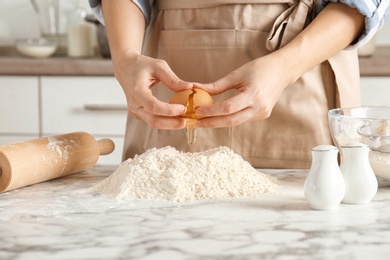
[46,136,75,160]
[93,146,278,202]
[369,151,390,178]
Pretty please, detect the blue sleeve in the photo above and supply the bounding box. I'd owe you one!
[315,0,390,49]
[90,0,390,49]
[88,0,154,25]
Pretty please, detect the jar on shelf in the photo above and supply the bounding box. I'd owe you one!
[67,2,95,57]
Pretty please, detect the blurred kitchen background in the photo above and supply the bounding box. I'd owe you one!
[0,0,390,166]
[0,0,126,165]
[0,0,106,57]
[1,1,390,56]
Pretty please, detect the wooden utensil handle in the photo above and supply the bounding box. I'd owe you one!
[98,139,115,155]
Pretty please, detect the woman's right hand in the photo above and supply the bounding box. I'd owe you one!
[101,0,192,130]
[113,51,193,129]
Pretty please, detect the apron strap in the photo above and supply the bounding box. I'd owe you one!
[266,0,314,51]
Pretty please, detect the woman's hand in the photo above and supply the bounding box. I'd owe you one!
[113,51,192,129]
[195,52,295,128]
[101,0,192,130]
[195,2,364,129]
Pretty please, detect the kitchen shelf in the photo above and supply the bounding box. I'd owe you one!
[0,46,389,77]
[0,47,113,76]
[0,56,114,76]
[359,46,390,76]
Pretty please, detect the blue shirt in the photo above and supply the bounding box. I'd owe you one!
[89,0,390,48]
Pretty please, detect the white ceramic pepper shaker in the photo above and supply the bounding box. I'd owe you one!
[304,145,345,210]
[340,144,378,204]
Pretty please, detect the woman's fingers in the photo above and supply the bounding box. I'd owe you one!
[129,85,186,117]
[196,107,253,128]
[142,96,186,117]
[195,92,250,118]
[136,106,187,129]
[199,74,239,95]
[153,59,193,92]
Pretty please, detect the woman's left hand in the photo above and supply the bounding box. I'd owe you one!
[194,1,365,129]
[195,53,296,128]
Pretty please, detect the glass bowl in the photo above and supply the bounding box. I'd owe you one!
[328,107,390,179]
[15,38,57,58]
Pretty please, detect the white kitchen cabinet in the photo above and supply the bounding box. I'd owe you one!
[0,76,40,144]
[40,76,128,165]
[40,76,127,135]
[360,77,390,106]
[0,75,127,165]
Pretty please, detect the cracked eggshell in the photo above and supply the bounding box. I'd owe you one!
[169,88,213,118]
[169,88,213,106]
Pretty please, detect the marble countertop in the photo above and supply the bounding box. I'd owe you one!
[1,166,390,259]
[0,46,389,76]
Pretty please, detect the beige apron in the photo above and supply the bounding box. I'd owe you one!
[122,0,360,169]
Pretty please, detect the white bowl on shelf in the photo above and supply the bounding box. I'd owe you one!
[15,38,57,58]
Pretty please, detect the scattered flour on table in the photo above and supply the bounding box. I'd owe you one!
[92,146,278,202]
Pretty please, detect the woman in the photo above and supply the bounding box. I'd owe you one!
[89,0,390,168]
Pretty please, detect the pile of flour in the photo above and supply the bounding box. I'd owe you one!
[93,146,278,202]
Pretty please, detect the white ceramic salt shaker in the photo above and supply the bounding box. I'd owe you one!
[340,144,378,204]
[304,145,345,210]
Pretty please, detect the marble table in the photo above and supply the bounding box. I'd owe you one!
[1,166,390,259]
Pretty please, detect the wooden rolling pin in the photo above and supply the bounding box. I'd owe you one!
[0,132,115,193]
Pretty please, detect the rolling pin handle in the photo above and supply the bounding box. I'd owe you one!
[97,139,115,155]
